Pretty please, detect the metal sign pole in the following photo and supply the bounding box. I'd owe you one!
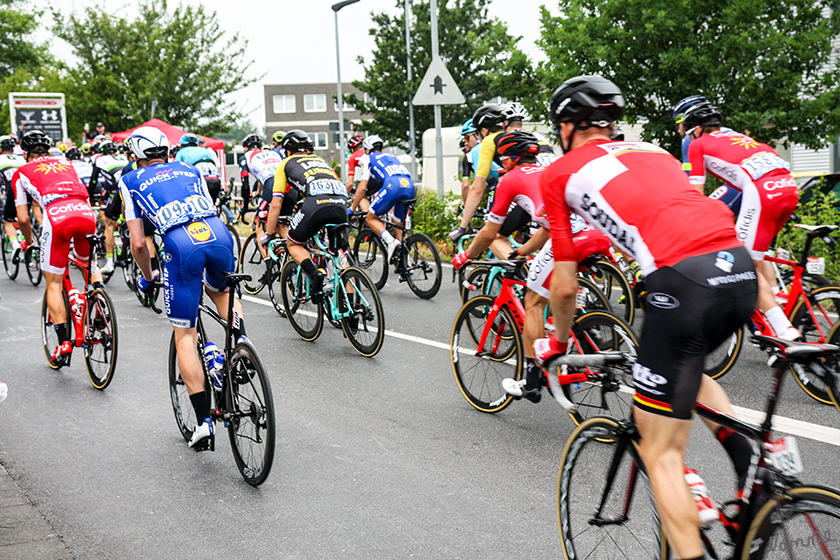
[430,0,444,195]
[405,0,417,181]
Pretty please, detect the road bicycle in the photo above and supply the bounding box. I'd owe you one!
[353,199,443,299]
[704,224,840,405]
[167,271,275,486]
[40,234,118,390]
[94,217,135,289]
[237,217,292,316]
[451,259,638,422]
[1,222,41,285]
[215,186,242,265]
[552,335,840,559]
[279,224,385,357]
[129,231,165,309]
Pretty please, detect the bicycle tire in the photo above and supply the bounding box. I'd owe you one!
[788,285,840,403]
[741,485,840,559]
[239,233,266,295]
[402,232,442,299]
[167,330,211,443]
[557,416,668,560]
[266,260,287,317]
[84,288,118,390]
[352,228,388,291]
[575,276,613,316]
[226,223,242,267]
[41,292,72,370]
[561,312,639,425]
[227,338,275,486]
[461,266,489,304]
[581,260,635,325]
[339,267,385,357]
[280,259,324,341]
[25,245,42,286]
[130,259,148,305]
[121,250,136,292]
[2,233,19,280]
[450,295,524,413]
[704,327,744,380]
[820,323,840,415]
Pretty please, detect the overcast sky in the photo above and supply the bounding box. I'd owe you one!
[48,0,552,127]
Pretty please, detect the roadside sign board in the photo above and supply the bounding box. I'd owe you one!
[9,93,67,144]
[413,56,465,106]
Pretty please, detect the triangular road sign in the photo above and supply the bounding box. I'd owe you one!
[413,56,465,106]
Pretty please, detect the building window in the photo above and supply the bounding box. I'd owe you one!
[334,98,355,112]
[273,94,295,114]
[309,132,328,149]
[304,93,327,113]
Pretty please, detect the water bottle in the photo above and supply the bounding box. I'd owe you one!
[114,233,122,251]
[203,342,225,391]
[338,249,348,269]
[67,288,83,321]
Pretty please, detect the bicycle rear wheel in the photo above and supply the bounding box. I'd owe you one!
[238,233,266,295]
[2,234,19,280]
[558,416,667,560]
[339,267,385,357]
[25,245,42,286]
[266,260,287,317]
[450,295,524,413]
[788,286,840,403]
[561,312,639,425]
[84,288,118,390]
[741,485,840,559]
[41,292,72,369]
[227,338,275,486]
[581,260,635,324]
[167,331,210,443]
[280,259,324,341]
[225,223,242,267]
[353,228,388,290]
[403,232,442,299]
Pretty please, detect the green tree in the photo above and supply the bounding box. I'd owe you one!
[0,0,51,79]
[535,0,840,155]
[348,0,525,157]
[53,0,258,137]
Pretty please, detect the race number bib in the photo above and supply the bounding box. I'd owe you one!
[741,152,789,181]
[158,195,214,231]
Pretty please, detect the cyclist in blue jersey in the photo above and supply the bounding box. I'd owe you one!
[349,135,415,262]
[270,131,286,158]
[120,126,247,451]
[175,133,222,204]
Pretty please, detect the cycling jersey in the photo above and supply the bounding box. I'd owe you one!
[70,160,94,188]
[459,154,473,180]
[346,148,366,179]
[274,153,347,199]
[475,131,503,178]
[90,154,128,192]
[487,165,549,229]
[176,146,220,180]
[270,146,286,159]
[358,152,415,221]
[0,154,24,221]
[241,148,283,185]
[470,142,500,183]
[535,133,558,167]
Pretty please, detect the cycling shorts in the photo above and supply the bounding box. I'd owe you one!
[497,204,531,238]
[142,214,156,237]
[735,172,798,259]
[161,217,235,328]
[104,190,122,221]
[40,198,97,275]
[369,176,414,222]
[634,245,756,419]
[4,183,16,222]
[205,178,221,205]
[526,227,612,299]
[287,197,348,249]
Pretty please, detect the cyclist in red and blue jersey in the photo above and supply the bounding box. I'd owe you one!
[120,126,247,451]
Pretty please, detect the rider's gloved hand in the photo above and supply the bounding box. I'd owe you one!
[138,270,159,294]
[259,232,276,248]
[449,226,467,243]
[534,337,569,368]
[508,248,526,260]
[347,207,354,216]
[452,251,469,271]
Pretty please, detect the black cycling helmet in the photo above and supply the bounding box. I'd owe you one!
[549,75,625,153]
[347,134,363,151]
[0,135,16,152]
[682,100,722,132]
[242,133,262,150]
[281,129,313,153]
[673,95,707,123]
[611,128,625,141]
[20,130,52,153]
[472,104,506,132]
[65,147,82,160]
[495,130,539,160]
[98,140,118,155]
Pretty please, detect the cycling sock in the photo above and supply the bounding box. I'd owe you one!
[682,556,704,560]
[525,358,541,389]
[189,391,211,425]
[105,253,113,260]
[54,324,69,344]
[716,426,754,489]
[301,258,318,278]
[764,306,793,335]
[380,230,396,245]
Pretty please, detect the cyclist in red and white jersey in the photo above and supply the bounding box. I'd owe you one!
[11,130,103,366]
[537,76,758,560]
[452,130,610,403]
[686,101,800,340]
[240,133,287,247]
[345,134,365,194]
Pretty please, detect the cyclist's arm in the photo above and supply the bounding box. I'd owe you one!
[459,137,496,229]
[687,141,706,194]
[127,217,154,280]
[515,227,549,256]
[265,168,289,237]
[12,174,33,245]
[465,219,501,259]
[351,179,367,212]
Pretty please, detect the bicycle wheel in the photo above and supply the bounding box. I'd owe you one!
[562,311,639,424]
[339,267,385,357]
[581,260,635,325]
[227,338,275,486]
[168,331,210,442]
[741,485,840,559]
[226,223,242,267]
[84,288,118,390]
[130,259,149,305]
[575,276,613,316]
[266,260,287,317]
[450,296,524,413]
[238,233,266,295]
[402,232,442,299]
[280,259,324,341]
[461,265,489,304]
[558,416,667,560]
[788,285,840,403]
[352,228,388,290]
[25,245,42,286]
[41,292,72,369]
[704,326,744,379]
[2,234,19,280]
[121,250,136,292]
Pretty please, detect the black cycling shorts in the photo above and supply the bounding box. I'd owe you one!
[205,178,222,205]
[3,184,16,222]
[287,197,349,250]
[142,214,155,237]
[104,190,122,221]
[633,245,757,419]
[497,204,531,237]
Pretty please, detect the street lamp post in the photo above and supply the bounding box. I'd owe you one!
[332,0,361,183]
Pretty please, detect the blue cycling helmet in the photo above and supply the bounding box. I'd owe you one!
[461,118,476,136]
[180,133,200,147]
[673,95,707,123]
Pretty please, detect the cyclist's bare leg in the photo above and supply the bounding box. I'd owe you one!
[366,212,402,242]
[4,221,17,244]
[287,240,311,266]
[104,217,116,257]
[634,409,703,559]
[254,219,268,258]
[173,326,205,394]
[204,286,244,329]
[31,202,42,225]
[755,259,779,312]
[43,271,67,325]
[524,289,548,360]
[489,234,512,260]
[695,374,737,432]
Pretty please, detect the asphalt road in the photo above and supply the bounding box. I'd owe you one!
[0,265,839,559]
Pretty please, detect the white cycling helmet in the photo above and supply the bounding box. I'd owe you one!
[362,135,383,152]
[127,126,170,160]
[502,101,528,122]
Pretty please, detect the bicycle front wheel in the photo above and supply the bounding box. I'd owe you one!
[266,259,287,317]
[403,232,442,299]
[704,326,744,380]
[280,259,324,341]
[741,485,840,559]
[339,267,385,357]
[558,416,667,560]
[353,228,388,290]
[227,338,275,486]
[239,233,266,295]
[450,296,524,413]
[84,288,118,390]
[25,245,42,286]
[41,292,72,369]
[461,266,489,304]
[2,234,19,280]
[562,311,639,424]
[788,286,840,404]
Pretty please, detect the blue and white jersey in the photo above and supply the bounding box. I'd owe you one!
[119,161,216,234]
[358,152,412,184]
[176,146,220,179]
